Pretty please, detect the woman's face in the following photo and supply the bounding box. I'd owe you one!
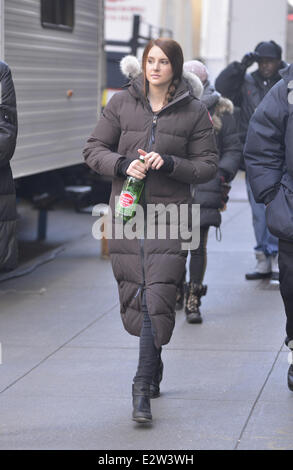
[145,46,174,89]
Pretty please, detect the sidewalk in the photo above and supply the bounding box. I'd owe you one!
[0,172,291,450]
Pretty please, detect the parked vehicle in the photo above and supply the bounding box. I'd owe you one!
[3,0,104,180]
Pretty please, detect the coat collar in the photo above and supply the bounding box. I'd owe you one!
[125,74,192,114]
[279,63,293,83]
[120,55,203,108]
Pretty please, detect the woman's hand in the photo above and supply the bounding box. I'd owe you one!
[126,158,147,180]
[138,148,164,171]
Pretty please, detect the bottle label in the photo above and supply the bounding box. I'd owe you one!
[119,191,136,208]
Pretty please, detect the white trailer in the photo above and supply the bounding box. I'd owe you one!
[1,0,104,179]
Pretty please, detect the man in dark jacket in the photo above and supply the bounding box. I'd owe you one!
[244,63,293,391]
[0,61,18,271]
[215,41,286,283]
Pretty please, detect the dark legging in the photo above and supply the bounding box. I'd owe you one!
[189,226,209,284]
[279,239,293,347]
[134,291,161,384]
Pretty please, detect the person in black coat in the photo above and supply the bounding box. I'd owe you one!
[0,61,18,271]
[215,41,286,283]
[176,60,242,323]
[244,63,293,392]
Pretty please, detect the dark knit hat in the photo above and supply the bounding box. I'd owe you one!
[254,40,282,60]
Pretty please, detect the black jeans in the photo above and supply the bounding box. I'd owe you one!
[279,239,293,348]
[189,226,209,284]
[134,291,161,385]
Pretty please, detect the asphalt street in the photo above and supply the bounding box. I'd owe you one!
[0,172,292,450]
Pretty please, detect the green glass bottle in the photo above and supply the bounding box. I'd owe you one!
[115,156,145,222]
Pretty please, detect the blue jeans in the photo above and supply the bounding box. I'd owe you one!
[246,176,278,256]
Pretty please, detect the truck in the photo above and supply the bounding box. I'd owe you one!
[3,0,104,180]
[0,0,106,252]
[4,0,169,220]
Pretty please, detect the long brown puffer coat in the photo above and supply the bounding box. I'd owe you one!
[83,57,218,348]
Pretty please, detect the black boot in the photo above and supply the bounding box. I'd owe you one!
[288,365,293,391]
[185,282,207,324]
[132,382,152,423]
[150,354,164,399]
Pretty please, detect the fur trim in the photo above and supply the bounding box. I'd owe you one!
[212,97,234,132]
[211,114,222,132]
[119,55,203,98]
[120,55,141,79]
[215,96,234,115]
[182,70,203,99]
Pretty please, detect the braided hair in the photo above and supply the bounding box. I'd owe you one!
[165,77,180,104]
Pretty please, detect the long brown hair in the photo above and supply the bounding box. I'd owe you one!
[142,38,184,105]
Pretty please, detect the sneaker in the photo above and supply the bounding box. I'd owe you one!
[270,254,279,285]
[245,251,271,280]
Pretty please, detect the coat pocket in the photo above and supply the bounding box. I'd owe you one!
[266,182,293,241]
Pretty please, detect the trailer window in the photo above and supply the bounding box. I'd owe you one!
[41,0,74,31]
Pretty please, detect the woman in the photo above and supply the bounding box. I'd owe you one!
[176,60,242,324]
[83,39,218,424]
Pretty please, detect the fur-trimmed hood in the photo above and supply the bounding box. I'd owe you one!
[120,54,203,99]
[212,96,234,132]
[202,81,234,132]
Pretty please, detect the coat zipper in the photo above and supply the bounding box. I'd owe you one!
[143,113,158,202]
[147,114,158,152]
[135,114,157,306]
[140,238,145,285]
[137,113,161,307]
[130,238,145,308]
[145,89,189,153]
[138,94,189,308]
